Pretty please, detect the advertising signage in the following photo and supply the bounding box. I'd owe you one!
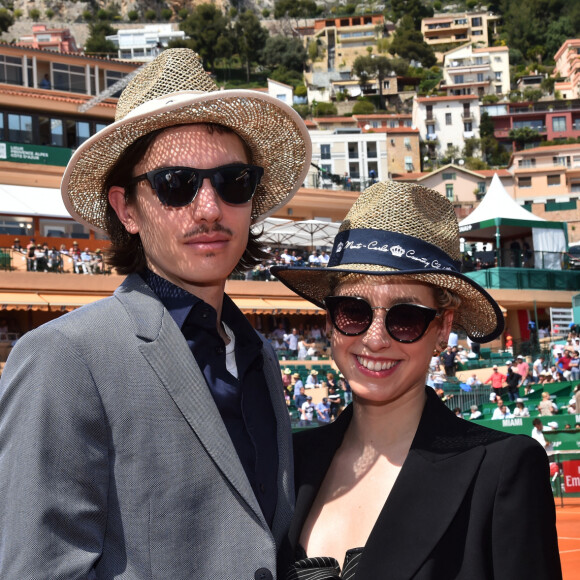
[0,142,72,167]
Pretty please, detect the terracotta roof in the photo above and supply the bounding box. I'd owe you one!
[416,95,479,103]
[353,114,412,120]
[312,116,356,123]
[0,86,116,108]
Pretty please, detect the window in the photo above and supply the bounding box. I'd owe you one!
[404,156,413,171]
[445,184,454,200]
[76,121,91,147]
[471,17,483,26]
[276,94,287,103]
[403,119,412,127]
[366,142,377,158]
[426,125,436,136]
[518,176,532,188]
[7,113,32,143]
[348,142,359,159]
[53,62,86,94]
[445,113,452,125]
[0,216,33,235]
[494,72,502,81]
[320,144,331,159]
[40,218,90,239]
[368,161,378,178]
[404,137,411,150]
[388,120,399,128]
[571,182,580,193]
[349,162,360,179]
[477,73,484,82]
[477,182,486,194]
[442,172,456,180]
[472,30,483,36]
[38,116,64,147]
[547,175,560,187]
[553,155,571,167]
[454,75,464,84]
[518,158,536,168]
[552,116,566,132]
[0,55,24,85]
[464,122,473,132]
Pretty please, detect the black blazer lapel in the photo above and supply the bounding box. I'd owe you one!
[356,390,488,579]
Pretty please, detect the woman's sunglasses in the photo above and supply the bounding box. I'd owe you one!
[325,295,442,343]
[129,164,264,208]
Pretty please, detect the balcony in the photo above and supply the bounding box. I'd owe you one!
[425,116,436,125]
[461,111,474,121]
[426,133,438,141]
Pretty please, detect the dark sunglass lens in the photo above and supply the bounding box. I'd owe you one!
[154,168,197,207]
[387,304,432,343]
[332,298,372,335]
[215,166,260,204]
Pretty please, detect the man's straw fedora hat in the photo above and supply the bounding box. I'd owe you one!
[61,48,312,235]
[272,180,504,343]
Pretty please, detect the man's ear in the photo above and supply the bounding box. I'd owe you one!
[437,309,455,345]
[108,186,139,234]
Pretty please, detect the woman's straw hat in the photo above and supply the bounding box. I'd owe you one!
[61,49,311,234]
[272,180,504,343]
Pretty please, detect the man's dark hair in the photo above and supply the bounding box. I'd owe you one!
[103,124,269,275]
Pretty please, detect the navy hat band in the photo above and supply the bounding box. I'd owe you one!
[327,229,461,272]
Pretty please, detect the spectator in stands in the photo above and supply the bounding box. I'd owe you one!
[309,323,323,341]
[515,355,530,391]
[47,246,62,272]
[305,369,319,388]
[11,239,23,252]
[532,355,545,385]
[465,373,481,388]
[537,391,555,416]
[295,386,308,411]
[491,397,511,420]
[297,336,308,360]
[485,365,507,399]
[33,244,48,272]
[513,398,530,418]
[452,407,463,418]
[300,396,315,427]
[447,330,458,348]
[505,363,522,402]
[315,397,331,424]
[26,239,36,271]
[308,250,320,267]
[557,349,573,380]
[90,249,104,274]
[319,250,329,266]
[569,350,580,381]
[272,180,560,579]
[338,374,351,405]
[327,385,341,422]
[531,418,554,454]
[284,328,299,358]
[292,372,305,401]
[440,345,458,377]
[469,404,483,420]
[281,367,292,391]
[0,49,310,578]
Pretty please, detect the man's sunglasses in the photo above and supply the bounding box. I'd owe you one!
[325,296,442,343]
[129,164,264,208]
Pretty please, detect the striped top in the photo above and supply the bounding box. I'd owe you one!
[287,548,363,580]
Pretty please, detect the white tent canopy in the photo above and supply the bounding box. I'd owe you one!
[0,184,70,218]
[256,218,341,248]
[458,174,567,270]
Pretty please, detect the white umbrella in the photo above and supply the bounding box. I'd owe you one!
[264,219,341,248]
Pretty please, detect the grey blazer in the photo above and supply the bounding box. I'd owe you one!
[0,274,294,579]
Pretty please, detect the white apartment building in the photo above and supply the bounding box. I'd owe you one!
[442,44,510,98]
[413,95,480,160]
[554,39,580,100]
[308,129,389,190]
[106,24,186,61]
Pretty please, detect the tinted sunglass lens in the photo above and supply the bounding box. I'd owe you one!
[387,304,431,342]
[333,298,372,335]
[215,166,260,204]
[154,168,198,207]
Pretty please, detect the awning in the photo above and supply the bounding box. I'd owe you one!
[0,292,323,315]
[235,297,323,315]
[0,292,107,311]
[0,184,71,218]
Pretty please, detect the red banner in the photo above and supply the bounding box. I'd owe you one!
[563,460,580,493]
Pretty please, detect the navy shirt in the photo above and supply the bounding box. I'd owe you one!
[141,270,279,527]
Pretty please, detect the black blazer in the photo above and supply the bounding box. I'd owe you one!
[287,388,562,580]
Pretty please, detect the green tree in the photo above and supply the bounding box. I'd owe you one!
[29,8,40,20]
[389,15,436,68]
[85,21,117,57]
[508,126,541,151]
[352,98,375,114]
[386,0,433,29]
[178,4,232,71]
[352,54,392,109]
[234,10,269,82]
[274,0,320,24]
[128,10,139,21]
[269,65,303,88]
[262,35,307,72]
[145,9,156,21]
[0,8,14,34]
[316,102,338,116]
